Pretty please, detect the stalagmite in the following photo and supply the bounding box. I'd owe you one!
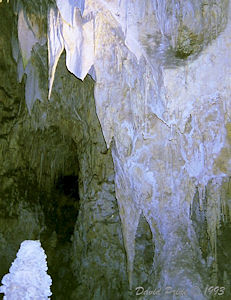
[0,240,52,299]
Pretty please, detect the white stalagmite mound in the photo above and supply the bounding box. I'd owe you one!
[0,240,52,300]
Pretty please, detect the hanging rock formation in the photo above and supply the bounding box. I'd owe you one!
[46,0,231,298]
[1,0,231,299]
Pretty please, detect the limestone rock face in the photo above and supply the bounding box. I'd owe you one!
[1,1,126,299]
[1,0,231,299]
[47,0,231,298]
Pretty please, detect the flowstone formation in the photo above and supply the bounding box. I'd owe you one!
[2,0,231,299]
[46,0,231,298]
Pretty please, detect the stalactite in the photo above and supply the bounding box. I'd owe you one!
[48,7,64,99]
[12,0,230,295]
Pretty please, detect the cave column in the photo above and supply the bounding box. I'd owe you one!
[91,8,208,294]
[47,1,231,297]
[110,128,207,298]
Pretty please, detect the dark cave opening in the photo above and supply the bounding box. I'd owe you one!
[39,173,80,299]
[38,174,80,242]
[56,175,79,199]
[52,174,80,242]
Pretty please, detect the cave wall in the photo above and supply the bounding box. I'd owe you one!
[0,1,128,299]
[47,0,231,299]
[0,1,45,281]
[1,0,231,299]
[91,1,231,297]
[48,54,128,299]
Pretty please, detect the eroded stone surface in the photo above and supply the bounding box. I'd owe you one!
[1,0,231,299]
[46,0,231,297]
[1,2,127,299]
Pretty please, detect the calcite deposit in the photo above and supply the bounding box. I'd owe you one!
[46,0,231,297]
[1,0,231,299]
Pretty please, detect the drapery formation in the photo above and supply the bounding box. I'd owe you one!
[15,0,231,297]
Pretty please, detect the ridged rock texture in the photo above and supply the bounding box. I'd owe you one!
[0,1,126,299]
[0,0,231,299]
